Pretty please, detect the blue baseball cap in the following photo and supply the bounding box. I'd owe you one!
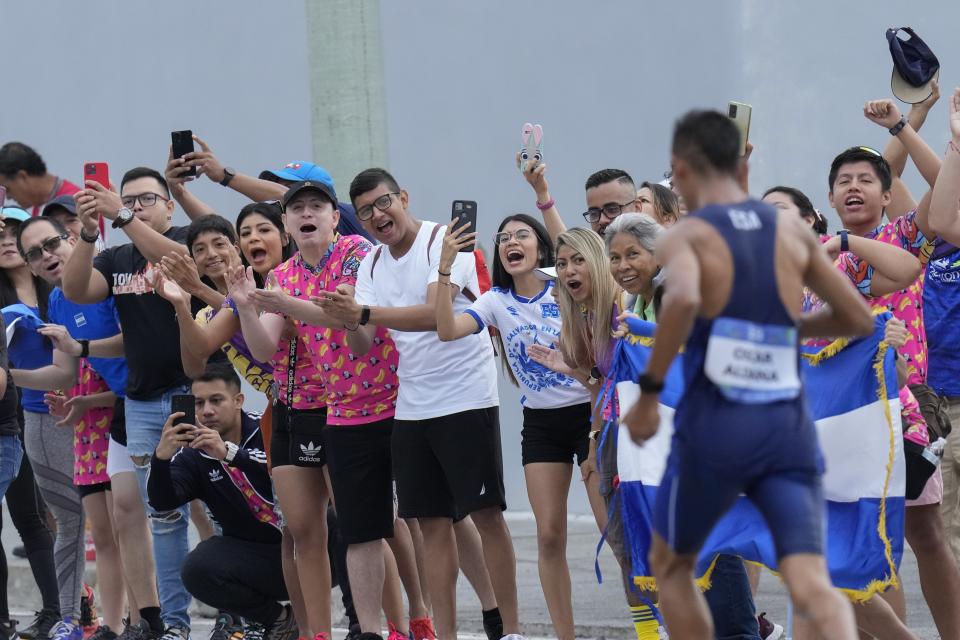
[41,195,78,218]
[259,161,334,187]
[887,27,940,104]
[0,207,31,223]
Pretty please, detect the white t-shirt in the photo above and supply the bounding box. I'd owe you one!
[355,221,499,420]
[465,282,590,409]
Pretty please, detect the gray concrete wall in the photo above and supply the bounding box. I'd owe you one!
[4,1,960,514]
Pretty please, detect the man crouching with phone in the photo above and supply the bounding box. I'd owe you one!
[148,363,298,640]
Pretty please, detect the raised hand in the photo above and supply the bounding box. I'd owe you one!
[518,152,550,200]
[37,324,83,357]
[439,218,476,274]
[159,253,204,295]
[74,191,102,235]
[152,269,189,307]
[949,87,960,143]
[864,99,904,130]
[226,265,258,307]
[156,413,196,461]
[183,135,227,184]
[250,271,291,314]
[165,147,197,199]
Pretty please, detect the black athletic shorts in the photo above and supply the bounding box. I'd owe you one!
[324,418,395,544]
[77,481,111,498]
[393,406,506,520]
[110,396,126,447]
[271,402,327,468]
[521,402,592,466]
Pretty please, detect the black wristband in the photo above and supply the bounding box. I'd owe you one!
[889,116,908,136]
[359,305,371,326]
[637,372,665,393]
[837,229,849,253]
[79,340,90,359]
[79,228,99,244]
[437,270,452,277]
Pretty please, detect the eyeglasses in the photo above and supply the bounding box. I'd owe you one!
[23,234,68,263]
[356,192,400,221]
[494,229,533,245]
[581,200,636,224]
[120,192,169,209]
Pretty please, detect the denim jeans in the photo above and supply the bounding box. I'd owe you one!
[0,434,23,500]
[705,554,760,640]
[126,386,192,629]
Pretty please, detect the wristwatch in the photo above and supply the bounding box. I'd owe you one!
[637,372,665,393]
[359,306,371,326]
[889,116,908,137]
[112,207,135,229]
[837,229,849,253]
[220,167,237,187]
[79,228,99,244]
[223,441,239,464]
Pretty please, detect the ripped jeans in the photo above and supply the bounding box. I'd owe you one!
[126,386,192,629]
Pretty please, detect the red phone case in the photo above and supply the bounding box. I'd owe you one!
[83,162,110,189]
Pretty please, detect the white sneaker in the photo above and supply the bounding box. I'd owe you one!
[499,636,526,640]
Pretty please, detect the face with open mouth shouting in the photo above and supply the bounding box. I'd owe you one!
[191,231,237,280]
[20,219,77,285]
[239,213,286,276]
[354,185,409,247]
[283,191,339,253]
[556,244,592,303]
[828,160,890,232]
[496,220,540,276]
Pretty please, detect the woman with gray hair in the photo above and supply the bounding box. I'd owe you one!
[604,213,664,320]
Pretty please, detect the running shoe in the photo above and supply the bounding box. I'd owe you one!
[80,585,99,637]
[498,636,526,640]
[159,626,190,640]
[117,620,160,640]
[0,620,18,640]
[385,623,405,640]
[757,613,784,640]
[18,608,60,640]
[407,618,435,640]
[209,615,243,640]
[341,625,361,640]
[242,623,264,640]
[87,626,118,640]
[49,618,83,640]
[264,605,296,640]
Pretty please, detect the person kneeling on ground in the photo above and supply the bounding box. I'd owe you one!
[147,363,297,640]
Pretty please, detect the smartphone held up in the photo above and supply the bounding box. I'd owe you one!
[171,130,197,177]
[83,162,110,189]
[727,101,752,156]
[451,200,478,253]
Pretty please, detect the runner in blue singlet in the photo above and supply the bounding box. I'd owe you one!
[621,110,874,640]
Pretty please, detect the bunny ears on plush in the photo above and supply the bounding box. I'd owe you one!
[519,123,544,173]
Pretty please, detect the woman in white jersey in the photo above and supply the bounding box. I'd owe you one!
[436,213,590,640]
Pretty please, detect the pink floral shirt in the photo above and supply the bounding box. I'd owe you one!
[73,360,111,485]
[271,258,327,410]
[296,235,399,425]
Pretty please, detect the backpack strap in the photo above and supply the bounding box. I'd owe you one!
[370,246,384,277]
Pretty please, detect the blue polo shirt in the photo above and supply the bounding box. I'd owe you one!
[2,304,52,413]
[924,242,960,396]
[47,289,127,398]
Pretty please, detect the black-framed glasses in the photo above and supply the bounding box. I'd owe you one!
[120,192,169,209]
[23,234,68,263]
[494,229,533,245]
[356,192,400,221]
[581,199,636,224]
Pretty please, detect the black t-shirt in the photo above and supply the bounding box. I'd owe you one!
[93,227,208,400]
[0,318,21,436]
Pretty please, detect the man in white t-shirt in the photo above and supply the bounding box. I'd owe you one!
[318,168,522,640]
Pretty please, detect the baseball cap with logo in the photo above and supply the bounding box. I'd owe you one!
[40,194,78,218]
[281,180,338,209]
[259,161,334,186]
[887,27,940,104]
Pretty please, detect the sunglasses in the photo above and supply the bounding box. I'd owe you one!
[23,234,69,263]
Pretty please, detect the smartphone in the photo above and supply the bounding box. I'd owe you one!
[170,130,197,177]
[83,162,110,189]
[171,394,196,428]
[728,101,752,156]
[451,200,478,253]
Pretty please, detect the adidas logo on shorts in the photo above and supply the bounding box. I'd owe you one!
[299,441,323,463]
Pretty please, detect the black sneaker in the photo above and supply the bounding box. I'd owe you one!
[342,625,361,640]
[208,616,242,640]
[117,620,161,640]
[0,620,18,640]
[88,626,118,640]
[264,605,296,640]
[242,623,264,640]
[18,608,59,640]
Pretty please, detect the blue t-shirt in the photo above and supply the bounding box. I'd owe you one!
[48,289,128,398]
[2,304,52,413]
[924,244,960,396]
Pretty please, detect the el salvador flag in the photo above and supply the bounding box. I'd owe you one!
[609,313,904,601]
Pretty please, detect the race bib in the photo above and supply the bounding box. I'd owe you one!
[704,317,801,404]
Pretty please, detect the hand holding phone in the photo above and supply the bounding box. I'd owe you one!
[171,131,197,177]
[451,200,478,253]
[728,102,752,156]
[519,123,544,173]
